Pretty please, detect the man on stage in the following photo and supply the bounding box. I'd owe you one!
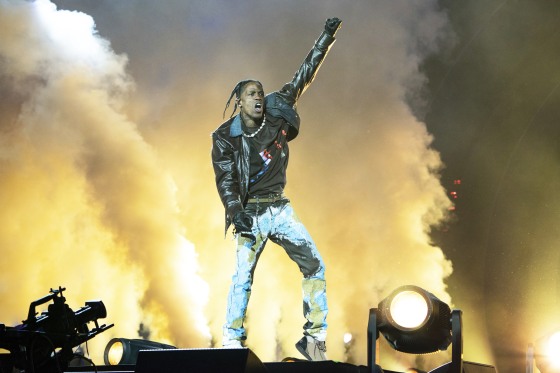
[211,17,341,361]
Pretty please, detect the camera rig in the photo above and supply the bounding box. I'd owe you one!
[0,286,113,372]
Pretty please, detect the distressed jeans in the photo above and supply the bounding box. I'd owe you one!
[223,200,328,345]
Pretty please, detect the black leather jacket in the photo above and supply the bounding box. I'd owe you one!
[211,30,336,234]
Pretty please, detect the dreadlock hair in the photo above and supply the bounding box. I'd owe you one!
[223,79,263,119]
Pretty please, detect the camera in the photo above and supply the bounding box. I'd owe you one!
[0,286,113,372]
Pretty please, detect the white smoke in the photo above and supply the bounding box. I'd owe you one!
[0,0,210,362]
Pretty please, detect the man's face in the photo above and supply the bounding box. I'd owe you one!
[238,82,264,121]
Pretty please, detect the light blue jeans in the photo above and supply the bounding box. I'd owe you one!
[223,200,328,345]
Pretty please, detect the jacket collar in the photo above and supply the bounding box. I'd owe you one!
[229,115,243,137]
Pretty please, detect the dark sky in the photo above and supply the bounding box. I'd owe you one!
[425,1,560,372]
[1,1,560,372]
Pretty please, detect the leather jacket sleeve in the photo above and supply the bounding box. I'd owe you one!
[211,128,245,232]
[276,31,336,106]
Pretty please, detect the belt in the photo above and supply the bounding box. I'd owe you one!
[246,193,287,204]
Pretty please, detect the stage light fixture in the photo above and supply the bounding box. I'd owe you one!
[534,330,560,373]
[104,338,177,365]
[367,285,465,373]
[377,285,452,354]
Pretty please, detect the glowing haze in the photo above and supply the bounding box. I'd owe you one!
[1,0,456,369]
[0,0,210,359]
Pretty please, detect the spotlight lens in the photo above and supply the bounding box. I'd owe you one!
[107,340,124,365]
[546,332,560,367]
[389,290,429,329]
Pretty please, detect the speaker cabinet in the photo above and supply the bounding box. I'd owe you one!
[134,348,267,373]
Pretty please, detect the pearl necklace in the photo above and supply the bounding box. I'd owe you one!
[242,115,266,138]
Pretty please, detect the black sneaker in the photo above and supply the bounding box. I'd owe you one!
[295,335,327,361]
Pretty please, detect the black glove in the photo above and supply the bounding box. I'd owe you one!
[325,17,342,37]
[233,210,253,235]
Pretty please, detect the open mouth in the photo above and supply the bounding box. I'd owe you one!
[255,102,263,113]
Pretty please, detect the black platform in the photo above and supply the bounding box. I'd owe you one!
[63,347,383,373]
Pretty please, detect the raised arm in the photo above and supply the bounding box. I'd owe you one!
[277,17,342,106]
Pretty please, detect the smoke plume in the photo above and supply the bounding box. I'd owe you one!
[1,0,457,370]
[0,0,210,361]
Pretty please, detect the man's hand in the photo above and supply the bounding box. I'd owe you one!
[325,17,342,37]
[233,210,253,235]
